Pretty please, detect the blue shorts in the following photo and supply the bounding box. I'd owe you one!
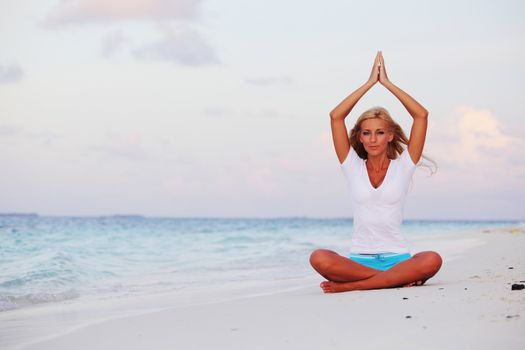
[349,252,412,271]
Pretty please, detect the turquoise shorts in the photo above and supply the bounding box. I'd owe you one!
[349,252,412,271]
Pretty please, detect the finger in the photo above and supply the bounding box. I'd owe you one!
[375,57,381,68]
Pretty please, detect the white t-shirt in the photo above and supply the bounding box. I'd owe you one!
[340,147,417,254]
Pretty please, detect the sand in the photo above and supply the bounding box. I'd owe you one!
[2,228,524,350]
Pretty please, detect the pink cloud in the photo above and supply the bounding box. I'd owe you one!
[418,105,525,196]
[431,106,515,164]
[45,0,203,26]
[44,1,218,67]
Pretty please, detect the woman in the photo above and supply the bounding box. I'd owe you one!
[310,51,442,293]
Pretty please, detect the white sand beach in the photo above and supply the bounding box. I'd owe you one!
[2,228,524,350]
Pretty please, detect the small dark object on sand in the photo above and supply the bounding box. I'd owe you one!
[511,283,524,290]
[405,315,412,319]
[508,267,514,269]
[464,288,468,290]
[403,297,408,300]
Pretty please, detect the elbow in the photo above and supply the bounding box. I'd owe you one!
[329,110,343,121]
[417,109,429,119]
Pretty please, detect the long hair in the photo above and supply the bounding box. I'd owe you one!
[349,107,437,172]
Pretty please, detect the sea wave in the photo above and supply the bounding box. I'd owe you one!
[0,289,79,312]
[0,216,520,312]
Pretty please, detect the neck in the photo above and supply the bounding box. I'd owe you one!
[367,153,389,172]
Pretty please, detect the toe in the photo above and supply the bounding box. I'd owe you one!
[320,281,333,293]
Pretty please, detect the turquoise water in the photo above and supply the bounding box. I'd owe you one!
[0,215,521,312]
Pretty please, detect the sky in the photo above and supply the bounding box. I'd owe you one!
[1,0,524,220]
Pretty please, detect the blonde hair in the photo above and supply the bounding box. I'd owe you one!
[349,107,437,172]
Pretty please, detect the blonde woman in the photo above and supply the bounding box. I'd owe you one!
[310,51,442,293]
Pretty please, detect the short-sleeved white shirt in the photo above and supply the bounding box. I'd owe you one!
[340,147,417,254]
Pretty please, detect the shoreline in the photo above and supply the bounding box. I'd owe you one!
[2,228,524,350]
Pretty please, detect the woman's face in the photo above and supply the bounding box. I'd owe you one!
[359,118,393,157]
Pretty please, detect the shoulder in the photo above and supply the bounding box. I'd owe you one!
[341,146,363,169]
[397,147,417,172]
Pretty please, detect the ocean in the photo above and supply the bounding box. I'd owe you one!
[0,215,521,312]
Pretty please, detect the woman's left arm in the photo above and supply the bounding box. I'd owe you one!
[378,52,428,164]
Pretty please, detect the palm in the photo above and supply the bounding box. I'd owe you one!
[368,52,380,84]
[378,52,389,84]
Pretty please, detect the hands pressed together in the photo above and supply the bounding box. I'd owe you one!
[367,51,390,86]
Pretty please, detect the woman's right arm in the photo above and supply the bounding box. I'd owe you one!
[330,52,380,164]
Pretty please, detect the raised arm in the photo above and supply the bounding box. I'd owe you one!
[330,52,381,164]
[378,51,428,164]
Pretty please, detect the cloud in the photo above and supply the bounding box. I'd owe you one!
[421,106,525,195]
[203,107,233,118]
[0,65,23,84]
[0,124,23,136]
[241,108,295,119]
[45,0,203,26]
[43,1,218,67]
[457,106,511,154]
[90,132,150,160]
[0,124,62,144]
[245,76,293,87]
[101,31,128,58]
[434,106,514,164]
[25,130,62,144]
[133,25,218,66]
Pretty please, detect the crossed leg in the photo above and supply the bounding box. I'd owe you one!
[309,249,442,293]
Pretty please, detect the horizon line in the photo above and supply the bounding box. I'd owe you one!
[0,213,523,222]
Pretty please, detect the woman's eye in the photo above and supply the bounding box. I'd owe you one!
[378,131,384,135]
[362,132,370,135]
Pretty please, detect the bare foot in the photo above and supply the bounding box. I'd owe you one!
[320,281,359,293]
[402,279,427,288]
[321,279,428,293]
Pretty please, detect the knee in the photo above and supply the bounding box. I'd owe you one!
[309,249,334,271]
[419,251,443,276]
